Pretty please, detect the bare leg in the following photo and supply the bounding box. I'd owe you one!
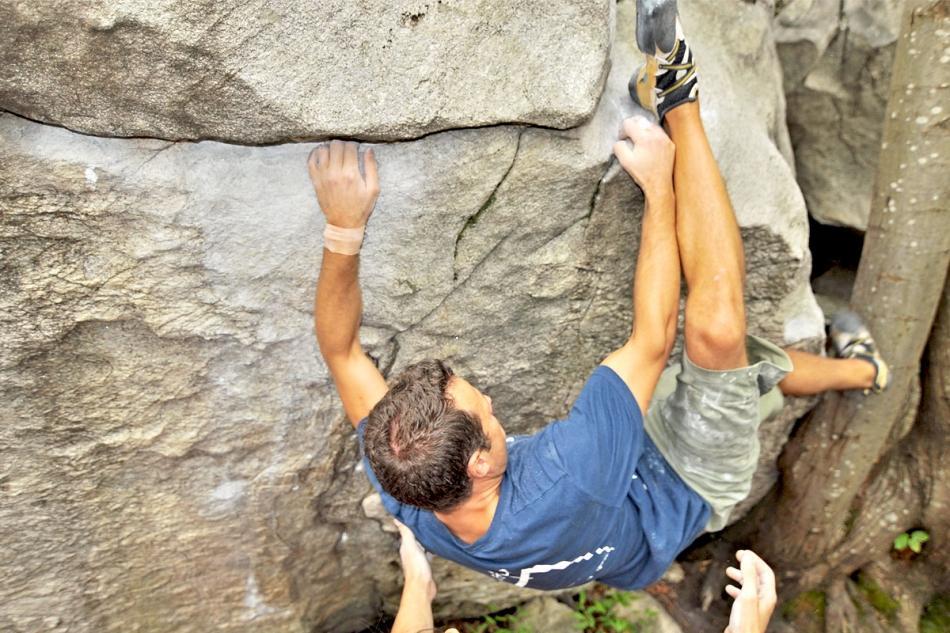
[665,101,748,370]
[779,349,876,396]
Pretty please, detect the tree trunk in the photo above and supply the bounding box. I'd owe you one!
[814,277,950,632]
[757,0,950,589]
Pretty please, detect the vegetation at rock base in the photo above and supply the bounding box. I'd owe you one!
[780,589,826,633]
[893,529,930,555]
[467,607,530,633]
[855,572,900,621]
[434,585,657,633]
[572,587,657,632]
[920,594,950,633]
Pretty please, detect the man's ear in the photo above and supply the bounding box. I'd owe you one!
[467,449,490,479]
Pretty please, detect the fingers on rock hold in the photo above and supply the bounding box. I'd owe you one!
[309,144,330,172]
[612,140,635,166]
[329,140,346,169]
[343,141,359,169]
[622,116,654,140]
[363,148,380,190]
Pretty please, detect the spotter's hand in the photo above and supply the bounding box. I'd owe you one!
[724,550,777,633]
[308,140,380,228]
[394,520,437,603]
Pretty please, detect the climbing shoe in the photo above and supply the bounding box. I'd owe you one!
[628,13,699,121]
[829,310,891,394]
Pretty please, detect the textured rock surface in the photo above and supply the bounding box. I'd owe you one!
[512,590,683,632]
[1,1,823,632]
[515,596,580,632]
[776,0,902,229]
[0,0,609,143]
[613,592,684,633]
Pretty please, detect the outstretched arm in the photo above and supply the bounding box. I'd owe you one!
[601,116,680,411]
[312,141,388,427]
[391,520,436,633]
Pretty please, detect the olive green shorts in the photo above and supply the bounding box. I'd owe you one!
[643,335,792,532]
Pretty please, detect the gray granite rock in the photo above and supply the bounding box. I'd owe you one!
[812,266,857,318]
[0,0,609,143]
[613,592,684,633]
[0,112,525,633]
[776,0,902,230]
[516,596,579,632]
[0,1,822,631]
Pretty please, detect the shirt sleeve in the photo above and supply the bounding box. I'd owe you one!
[547,366,645,507]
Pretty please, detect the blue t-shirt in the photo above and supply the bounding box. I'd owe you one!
[357,365,710,590]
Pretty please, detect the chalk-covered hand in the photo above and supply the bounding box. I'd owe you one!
[613,116,675,197]
[724,550,777,633]
[308,140,380,229]
[394,520,437,603]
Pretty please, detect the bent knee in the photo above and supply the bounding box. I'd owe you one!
[685,312,747,369]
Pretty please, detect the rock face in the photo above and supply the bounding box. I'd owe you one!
[1,1,823,632]
[776,0,902,230]
[0,0,609,143]
[613,592,684,633]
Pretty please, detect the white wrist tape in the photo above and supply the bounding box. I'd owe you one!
[324,223,365,255]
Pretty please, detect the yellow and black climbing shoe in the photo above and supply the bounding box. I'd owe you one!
[628,13,699,121]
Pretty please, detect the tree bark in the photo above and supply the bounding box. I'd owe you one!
[818,279,950,632]
[758,0,950,586]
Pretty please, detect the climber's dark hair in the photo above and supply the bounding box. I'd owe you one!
[364,359,490,512]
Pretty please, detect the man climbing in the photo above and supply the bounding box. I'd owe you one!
[310,6,889,592]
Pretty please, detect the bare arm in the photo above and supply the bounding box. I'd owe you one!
[601,116,680,411]
[312,141,388,427]
[390,520,461,633]
[391,521,436,633]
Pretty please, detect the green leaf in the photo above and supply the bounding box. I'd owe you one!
[894,533,910,550]
[575,610,595,628]
[910,540,922,553]
[912,530,930,544]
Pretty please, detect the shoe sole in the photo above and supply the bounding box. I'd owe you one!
[634,56,659,115]
[636,0,678,56]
